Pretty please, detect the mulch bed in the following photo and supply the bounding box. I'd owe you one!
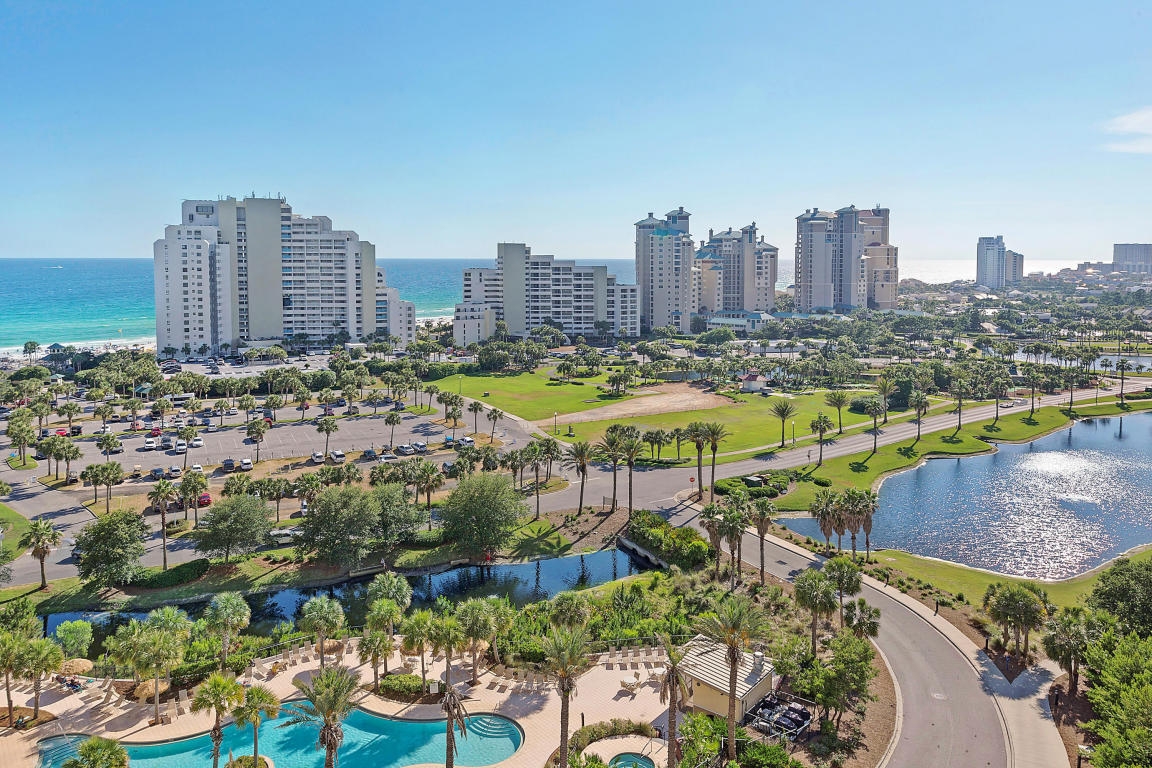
[0,706,57,729]
[1049,673,1098,768]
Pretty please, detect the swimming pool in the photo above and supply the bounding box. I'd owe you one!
[609,753,656,768]
[38,709,522,768]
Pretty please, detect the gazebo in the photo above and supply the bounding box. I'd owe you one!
[679,634,778,720]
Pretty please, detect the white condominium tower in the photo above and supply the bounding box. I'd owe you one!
[1113,243,1152,274]
[374,269,416,348]
[154,197,377,356]
[635,208,695,333]
[452,243,639,345]
[795,205,897,312]
[975,235,1023,289]
[696,225,778,314]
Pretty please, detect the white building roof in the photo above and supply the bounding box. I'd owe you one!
[680,634,774,699]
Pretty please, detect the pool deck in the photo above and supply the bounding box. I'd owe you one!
[2,643,673,768]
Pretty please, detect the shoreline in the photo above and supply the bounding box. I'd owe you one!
[0,336,156,360]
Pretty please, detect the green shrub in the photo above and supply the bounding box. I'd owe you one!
[130,558,210,589]
[627,509,711,569]
[550,719,658,766]
[812,476,833,487]
[738,742,804,768]
[411,528,444,546]
[378,673,425,700]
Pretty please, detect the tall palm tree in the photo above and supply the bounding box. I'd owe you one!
[657,634,690,768]
[907,389,929,441]
[620,436,646,517]
[147,478,178,571]
[794,569,838,656]
[703,422,730,501]
[456,599,495,686]
[179,471,208,525]
[844,599,882,639]
[685,421,708,500]
[824,556,863,627]
[300,596,346,669]
[367,572,413,617]
[204,592,251,672]
[1116,357,1132,403]
[523,442,545,520]
[809,412,834,466]
[837,489,866,560]
[359,630,394,692]
[430,615,466,687]
[810,489,838,553]
[20,637,63,719]
[863,397,884,452]
[316,416,340,456]
[541,626,590,768]
[232,685,281,768]
[486,407,504,440]
[485,598,515,666]
[951,367,970,431]
[400,609,435,692]
[20,518,62,589]
[768,399,798,448]
[698,503,725,580]
[191,673,245,768]
[384,411,402,447]
[695,596,768,760]
[61,737,128,768]
[563,441,594,513]
[874,377,897,424]
[750,498,776,586]
[594,431,624,511]
[719,498,749,588]
[0,632,25,724]
[441,684,470,768]
[280,666,359,768]
[857,489,879,563]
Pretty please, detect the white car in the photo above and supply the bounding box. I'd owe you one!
[311,451,326,464]
[98,425,113,434]
[396,444,415,456]
[190,464,204,473]
[378,452,397,462]
[143,438,157,450]
[206,424,218,432]
[329,450,346,463]
[239,458,253,471]
[190,436,204,448]
[174,440,188,454]
[227,407,238,415]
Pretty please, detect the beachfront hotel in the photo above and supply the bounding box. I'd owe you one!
[975,235,1024,290]
[154,197,383,355]
[452,243,640,345]
[794,205,899,312]
[375,268,416,348]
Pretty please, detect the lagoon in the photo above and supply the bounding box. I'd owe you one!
[782,413,1152,580]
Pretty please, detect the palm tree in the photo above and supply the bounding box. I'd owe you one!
[359,629,394,692]
[141,610,190,726]
[657,634,690,768]
[367,572,413,617]
[809,488,838,553]
[430,615,466,687]
[1,632,26,724]
[486,407,504,440]
[685,421,708,500]
[719,498,749,588]
[857,489,879,562]
[485,598,515,666]
[179,471,208,525]
[769,399,798,448]
[695,596,768,760]
[875,377,897,424]
[316,416,339,456]
[441,684,470,768]
[467,400,485,434]
[147,478,178,571]
[191,673,245,768]
[541,626,590,768]
[844,599,882,639]
[20,518,61,589]
[1116,358,1132,403]
[750,498,776,586]
[300,596,346,668]
[794,569,838,656]
[699,503,725,580]
[703,422,730,501]
[232,685,281,768]
[280,666,359,768]
[809,411,834,466]
[863,397,884,452]
[951,367,969,431]
[594,431,623,511]
[456,599,495,686]
[61,737,129,768]
[401,609,435,692]
[824,556,862,627]
[204,592,251,672]
[523,442,545,520]
[563,441,593,513]
[620,436,646,517]
[20,637,63,719]
[96,432,121,459]
[908,389,929,441]
[384,412,402,447]
[247,418,269,463]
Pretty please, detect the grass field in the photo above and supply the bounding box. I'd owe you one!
[875,546,1152,609]
[775,406,1073,511]
[450,369,634,421]
[6,456,37,470]
[559,389,896,452]
[0,503,32,564]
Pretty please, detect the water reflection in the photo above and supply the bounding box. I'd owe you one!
[782,413,1152,580]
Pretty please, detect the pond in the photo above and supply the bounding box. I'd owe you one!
[43,548,651,652]
[781,413,1152,580]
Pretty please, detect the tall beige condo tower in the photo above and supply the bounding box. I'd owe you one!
[635,208,695,333]
[795,205,896,312]
[155,196,377,355]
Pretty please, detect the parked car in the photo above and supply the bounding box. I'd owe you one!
[168,465,182,478]
[55,428,68,437]
[143,438,157,450]
[396,444,415,456]
[226,407,238,415]
[66,470,79,484]
[329,450,346,463]
[98,424,114,434]
[335,398,347,407]
[412,441,428,453]
[198,417,212,426]
[160,435,174,448]
[206,424,218,432]
[239,458,253,471]
[456,436,475,447]
[150,427,162,437]
[222,458,237,472]
[190,436,203,448]
[174,440,187,453]
[378,452,397,462]
[70,425,83,436]
[190,464,204,473]
[361,448,377,461]
[311,451,325,464]
[197,492,212,506]
[150,467,165,480]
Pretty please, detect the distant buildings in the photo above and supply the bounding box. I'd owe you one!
[795,206,898,312]
[452,243,639,346]
[1113,243,1152,274]
[635,208,697,333]
[975,235,1024,290]
[154,196,390,356]
[374,269,415,348]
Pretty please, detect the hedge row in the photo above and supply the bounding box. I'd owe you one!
[626,509,710,569]
[129,558,210,590]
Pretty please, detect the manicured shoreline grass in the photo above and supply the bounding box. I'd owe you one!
[874,546,1152,610]
[0,503,32,563]
[452,368,634,421]
[6,456,38,470]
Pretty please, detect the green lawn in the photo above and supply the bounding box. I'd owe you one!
[775,407,1072,511]
[6,456,37,470]
[0,503,32,564]
[449,369,635,422]
[875,546,1152,609]
[560,389,885,452]
[391,517,573,568]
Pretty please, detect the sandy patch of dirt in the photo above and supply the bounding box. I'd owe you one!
[547,383,732,425]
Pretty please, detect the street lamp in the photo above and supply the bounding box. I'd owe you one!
[791,419,796,446]
[457,374,463,395]
[554,411,558,435]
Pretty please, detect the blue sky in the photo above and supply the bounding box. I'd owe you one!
[1,0,1149,279]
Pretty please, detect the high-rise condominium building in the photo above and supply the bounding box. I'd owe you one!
[795,205,897,312]
[452,243,639,346]
[975,235,1023,289]
[635,208,695,333]
[1113,243,1152,274]
[155,197,378,356]
[374,269,416,348]
[696,226,778,314]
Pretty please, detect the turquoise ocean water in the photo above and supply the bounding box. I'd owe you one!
[0,256,793,351]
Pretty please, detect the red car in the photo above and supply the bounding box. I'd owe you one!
[198,493,212,506]
[55,428,68,437]
[150,427,162,437]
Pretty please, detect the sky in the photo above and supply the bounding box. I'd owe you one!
[0,0,1150,281]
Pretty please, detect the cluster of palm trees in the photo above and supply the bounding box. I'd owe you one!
[0,623,66,724]
[698,490,776,589]
[808,488,880,561]
[981,582,1051,660]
